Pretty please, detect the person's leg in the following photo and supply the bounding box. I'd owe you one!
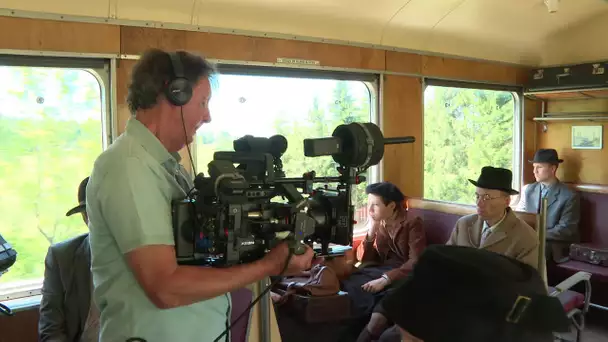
[355,303,391,342]
[377,325,402,342]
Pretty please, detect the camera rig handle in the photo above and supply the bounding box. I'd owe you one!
[287,239,308,256]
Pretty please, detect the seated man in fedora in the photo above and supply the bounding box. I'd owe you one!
[446,166,539,270]
[39,177,100,342]
[517,149,580,263]
[378,245,570,342]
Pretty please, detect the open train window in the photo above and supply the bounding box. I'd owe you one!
[423,80,522,206]
[194,67,379,235]
[0,56,110,303]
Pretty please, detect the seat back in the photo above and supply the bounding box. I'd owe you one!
[406,198,473,245]
[406,198,538,240]
[230,287,254,342]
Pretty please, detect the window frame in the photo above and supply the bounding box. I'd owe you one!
[0,54,114,149]
[421,78,524,204]
[0,53,112,304]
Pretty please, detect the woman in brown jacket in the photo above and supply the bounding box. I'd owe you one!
[340,181,426,342]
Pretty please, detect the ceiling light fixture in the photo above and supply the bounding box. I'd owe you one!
[544,0,559,13]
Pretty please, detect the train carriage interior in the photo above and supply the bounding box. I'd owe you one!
[1,0,608,341]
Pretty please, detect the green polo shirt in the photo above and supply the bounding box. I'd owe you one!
[86,117,231,342]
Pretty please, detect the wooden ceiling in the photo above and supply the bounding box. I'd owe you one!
[1,0,607,66]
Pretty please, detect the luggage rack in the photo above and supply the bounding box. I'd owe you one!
[524,86,608,123]
[524,86,608,101]
[532,112,608,122]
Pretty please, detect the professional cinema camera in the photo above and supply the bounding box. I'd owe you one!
[171,122,414,267]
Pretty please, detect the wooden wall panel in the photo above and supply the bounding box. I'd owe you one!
[523,98,541,186]
[116,59,134,135]
[382,75,424,198]
[537,121,608,184]
[386,51,529,85]
[548,98,608,114]
[121,27,256,61]
[121,27,386,70]
[420,55,528,85]
[0,17,119,54]
[536,99,608,185]
[250,37,385,70]
[385,51,423,75]
[0,308,39,342]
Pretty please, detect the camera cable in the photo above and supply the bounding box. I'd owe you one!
[212,248,295,342]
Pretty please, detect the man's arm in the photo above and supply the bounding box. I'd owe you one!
[38,247,69,342]
[546,191,580,242]
[445,221,459,246]
[97,157,311,309]
[126,244,295,308]
[517,239,540,271]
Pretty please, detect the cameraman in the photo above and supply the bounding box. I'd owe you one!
[86,49,314,342]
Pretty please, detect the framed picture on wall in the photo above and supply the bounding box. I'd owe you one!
[572,125,603,150]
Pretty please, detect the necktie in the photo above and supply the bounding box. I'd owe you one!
[537,185,546,214]
[541,184,548,199]
[480,226,492,246]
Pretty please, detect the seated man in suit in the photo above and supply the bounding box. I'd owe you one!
[446,166,540,270]
[380,245,569,342]
[39,177,99,342]
[517,149,580,263]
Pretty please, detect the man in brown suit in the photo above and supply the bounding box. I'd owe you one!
[446,166,540,270]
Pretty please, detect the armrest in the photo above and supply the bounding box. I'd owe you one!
[549,271,592,296]
[550,271,593,316]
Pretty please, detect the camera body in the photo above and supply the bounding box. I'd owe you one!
[171,122,414,267]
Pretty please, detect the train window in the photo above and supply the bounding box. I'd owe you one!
[195,71,378,235]
[423,84,521,205]
[0,61,108,301]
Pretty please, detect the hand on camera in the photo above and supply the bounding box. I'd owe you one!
[264,242,315,276]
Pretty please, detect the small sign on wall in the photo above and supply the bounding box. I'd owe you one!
[276,57,320,66]
[572,125,603,150]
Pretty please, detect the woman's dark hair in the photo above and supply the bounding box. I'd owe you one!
[126,48,216,114]
[365,181,405,210]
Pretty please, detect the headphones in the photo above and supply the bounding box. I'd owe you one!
[164,52,193,107]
